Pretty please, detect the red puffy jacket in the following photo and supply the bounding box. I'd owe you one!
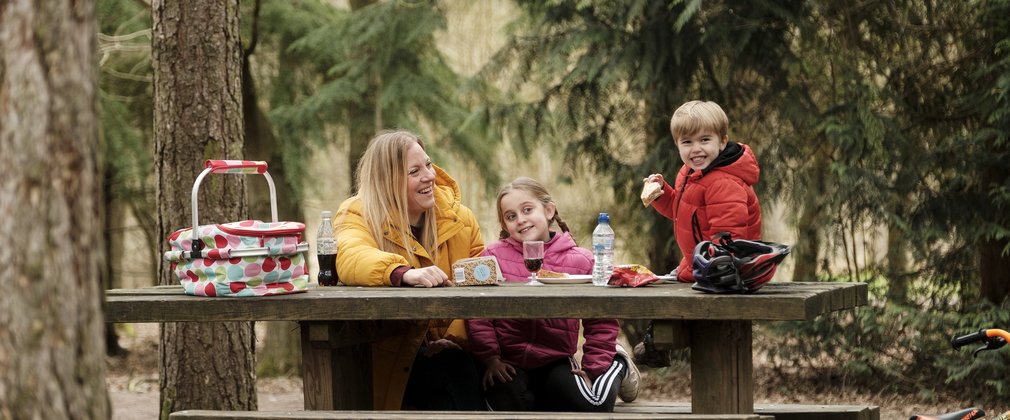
[651,142,763,283]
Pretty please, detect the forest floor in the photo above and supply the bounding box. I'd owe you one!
[107,324,975,420]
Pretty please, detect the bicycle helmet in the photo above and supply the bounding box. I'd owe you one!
[692,232,791,294]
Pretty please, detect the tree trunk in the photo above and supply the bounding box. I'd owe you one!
[153,0,257,416]
[346,0,378,193]
[979,238,1010,304]
[791,145,828,282]
[105,166,127,356]
[885,222,909,305]
[979,135,1010,304]
[0,1,110,418]
[791,199,821,282]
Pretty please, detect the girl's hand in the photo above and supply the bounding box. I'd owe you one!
[423,339,461,357]
[402,266,449,288]
[482,357,517,389]
[643,174,664,184]
[571,368,593,387]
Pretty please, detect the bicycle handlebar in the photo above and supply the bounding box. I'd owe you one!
[951,329,988,349]
[951,328,1010,356]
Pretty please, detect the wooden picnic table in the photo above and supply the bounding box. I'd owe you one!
[106,281,867,416]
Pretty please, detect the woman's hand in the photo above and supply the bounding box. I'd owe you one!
[402,266,449,287]
[482,357,517,389]
[423,338,461,357]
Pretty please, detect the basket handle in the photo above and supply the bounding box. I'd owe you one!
[205,159,268,174]
[190,160,277,252]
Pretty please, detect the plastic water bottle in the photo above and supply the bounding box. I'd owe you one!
[592,212,615,286]
[317,211,338,286]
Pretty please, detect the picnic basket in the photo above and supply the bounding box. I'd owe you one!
[163,160,309,297]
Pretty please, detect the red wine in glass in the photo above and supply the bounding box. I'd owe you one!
[524,258,543,272]
[523,241,544,285]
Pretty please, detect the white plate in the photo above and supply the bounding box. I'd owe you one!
[538,275,593,285]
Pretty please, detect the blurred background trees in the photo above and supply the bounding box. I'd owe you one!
[97,0,1010,405]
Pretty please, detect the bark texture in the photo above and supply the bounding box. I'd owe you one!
[0,0,110,418]
[152,0,257,416]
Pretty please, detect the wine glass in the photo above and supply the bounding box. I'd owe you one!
[523,241,545,286]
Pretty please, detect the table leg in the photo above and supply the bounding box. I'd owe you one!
[688,319,753,414]
[299,321,373,410]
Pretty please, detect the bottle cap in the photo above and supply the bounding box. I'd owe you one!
[598,212,609,223]
[321,210,333,218]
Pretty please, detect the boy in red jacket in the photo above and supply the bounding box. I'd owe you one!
[636,100,766,367]
[643,100,764,283]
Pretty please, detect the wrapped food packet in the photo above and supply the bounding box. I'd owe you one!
[608,264,660,287]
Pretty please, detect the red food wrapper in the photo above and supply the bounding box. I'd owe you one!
[608,264,660,287]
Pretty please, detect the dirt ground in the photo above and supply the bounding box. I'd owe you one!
[107,324,971,420]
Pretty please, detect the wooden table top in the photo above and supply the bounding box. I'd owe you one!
[105,281,867,323]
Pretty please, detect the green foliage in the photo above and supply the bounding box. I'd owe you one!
[97,0,155,247]
[263,0,501,190]
[489,0,1010,298]
[482,0,807,271]
[764,280,1010,405]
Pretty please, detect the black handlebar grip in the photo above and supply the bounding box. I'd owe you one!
[951,329,987,349]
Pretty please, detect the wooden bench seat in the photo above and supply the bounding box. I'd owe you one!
[615,402,880,420]
[169,409,773,420]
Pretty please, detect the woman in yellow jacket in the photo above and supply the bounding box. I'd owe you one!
[334,130,486,411]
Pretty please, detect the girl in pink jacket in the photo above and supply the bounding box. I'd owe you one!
[466,177,639,412]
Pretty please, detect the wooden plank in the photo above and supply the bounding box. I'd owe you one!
[651,320,690,349]
[168,410,773,419]
[689,320,753,414]
[754,403,879,420]
[106,282,868,323]
[617,402,880,420]
[301,322,372,410]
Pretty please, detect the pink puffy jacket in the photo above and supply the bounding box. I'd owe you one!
[466,231,619,379]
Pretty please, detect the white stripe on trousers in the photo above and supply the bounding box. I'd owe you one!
[569,356,625,406]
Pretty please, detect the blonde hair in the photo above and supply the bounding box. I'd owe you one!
[495,177,571,240]
[670,100,729,140]
[355,130,438,266]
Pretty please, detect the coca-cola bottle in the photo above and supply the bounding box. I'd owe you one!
[317,211,338,286]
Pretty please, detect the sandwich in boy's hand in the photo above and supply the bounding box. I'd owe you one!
[641,181,663,207]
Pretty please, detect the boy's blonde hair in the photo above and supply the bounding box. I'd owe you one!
[495,177,571,240]
[670,100,729,140]
[355,130,438,266]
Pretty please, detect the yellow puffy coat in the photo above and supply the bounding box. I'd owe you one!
[334,165,484,409]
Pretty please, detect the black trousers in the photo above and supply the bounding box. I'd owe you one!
[402,347,486,411]
[483,357,626,412]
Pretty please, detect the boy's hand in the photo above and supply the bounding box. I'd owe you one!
[482,357,517,389]
[641,174,665,207]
